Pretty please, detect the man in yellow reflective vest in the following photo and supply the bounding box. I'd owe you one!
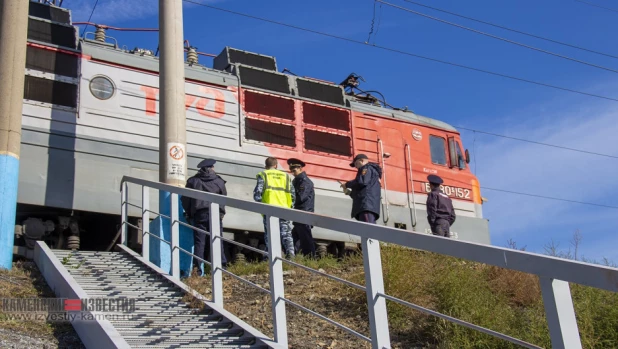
[253,157,296,259]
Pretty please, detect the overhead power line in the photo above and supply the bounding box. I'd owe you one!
[481,187,618,209]
[367,0,384,45]
[182,0,617,161]
[367,0,378,43]
[81,0,100,38]
[455,126,618,159]
[575,0,618,14]
[400,0,618,60]
[378,0,618,74]
[173,0,618,209]
[181,0,618,103]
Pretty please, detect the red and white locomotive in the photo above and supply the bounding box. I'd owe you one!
[14,2,489,258]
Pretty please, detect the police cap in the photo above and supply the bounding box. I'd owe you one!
[349,154,368,167]
[287,158,306,168]
[197,158,216,169]
[427,174,443,185]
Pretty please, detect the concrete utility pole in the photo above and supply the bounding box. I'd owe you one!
[0,0,29,270]
[152,0,188,277]
[159,0,187,186]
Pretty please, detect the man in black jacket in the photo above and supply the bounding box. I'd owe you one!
[339,154,383,258]
[181,158,227,276]
[342,154,383,223]
[425,174,456,237]
[287,158,316,257]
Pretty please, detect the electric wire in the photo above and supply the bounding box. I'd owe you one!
[455,126,618,159]
[181,0,618,104]
[367,0,378,43]
[182,0,618,160]
[400,0,618,60]
[575,0,618,14]
[378,0,618,74]
[375,1,384,43]
[81,0,100,38]
[175,0,618,208]
[480,187,618,209]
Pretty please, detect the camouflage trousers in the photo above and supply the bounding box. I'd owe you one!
[262,216,295,258]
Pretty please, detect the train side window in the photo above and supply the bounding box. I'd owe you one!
[456,141,466,169]
[429,135,447,166]
[244,90,295,121]
[304,129,351,156]
[301,101,352,157]
[243,90,296,148]
[245,118,296,147]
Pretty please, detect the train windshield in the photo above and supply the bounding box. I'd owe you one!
[456,142,467,169]
[429,136,447,165]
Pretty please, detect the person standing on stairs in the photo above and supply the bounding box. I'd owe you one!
[181,158,228,277]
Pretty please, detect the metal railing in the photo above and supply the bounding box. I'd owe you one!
[120,176,618,349]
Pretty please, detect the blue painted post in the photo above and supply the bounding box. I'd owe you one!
[0,0,29,270]
[149,190,193,276]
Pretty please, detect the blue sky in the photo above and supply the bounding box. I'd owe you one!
[65,0,618,263]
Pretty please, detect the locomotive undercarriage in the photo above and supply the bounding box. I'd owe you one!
[13,204,120,260]
[13,204,355,263]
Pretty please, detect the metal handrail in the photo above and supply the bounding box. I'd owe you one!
[278,257,366,292]
[124,198,271,299]
[175,219,210,237]
[377,293,541,349]
[124,201,142,210]
[123,221,141,231]
[220,268,271,294]
[146,209,172,221]
[281,297,371,342]
[120,176,618,292]
[142,229,171,246]
[120,175,618,349]
[219,235,267,255]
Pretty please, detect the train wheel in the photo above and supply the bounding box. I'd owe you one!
[316,243,328,258]
[234,252,246,264]
[67,235,80,250]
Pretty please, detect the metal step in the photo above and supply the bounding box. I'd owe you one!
[48,248,270,349]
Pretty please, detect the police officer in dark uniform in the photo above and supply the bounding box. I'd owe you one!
[287,158,316,258]
[341,154,383,224]
[339,154,383,258]
[425,174,456,237]
[180,159,228,276]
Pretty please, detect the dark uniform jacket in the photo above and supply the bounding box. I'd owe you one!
[345,162,382,218]
[426,187,456,226]
[292,172,315,212]
[180,168,227,219]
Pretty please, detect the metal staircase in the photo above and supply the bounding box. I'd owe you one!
[31,176,618,349]
[38,246,272,349]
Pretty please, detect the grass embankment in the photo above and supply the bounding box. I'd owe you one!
[0,260,84,348]
[188,245,618,349]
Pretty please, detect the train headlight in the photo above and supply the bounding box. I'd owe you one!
[89,76,115,100]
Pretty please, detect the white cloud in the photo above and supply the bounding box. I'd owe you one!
[459,95,618,262]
